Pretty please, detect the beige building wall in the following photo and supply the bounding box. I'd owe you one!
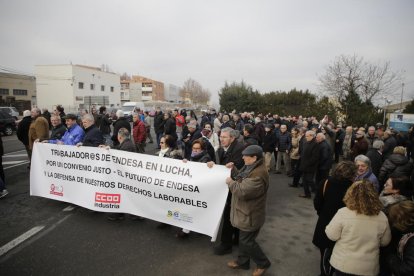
[0,72,36,107]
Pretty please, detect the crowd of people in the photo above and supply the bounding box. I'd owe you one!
[1,105,414,276]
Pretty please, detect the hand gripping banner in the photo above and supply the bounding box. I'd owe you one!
[30,143,230,240]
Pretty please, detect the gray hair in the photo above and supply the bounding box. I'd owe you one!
[306,130,316,138]
[82,114,94,123]
[221,127,238,138]
[23,110,31,117]
[372,140,384,150]
[116,110,124,118]
[118,127,130,139]
[32,107,41,115]
[316,133,326,140]
[354,154,371,167]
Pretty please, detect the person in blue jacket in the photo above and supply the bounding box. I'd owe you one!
[44,114,85,145]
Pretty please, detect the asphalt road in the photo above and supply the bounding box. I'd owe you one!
[0,132,320,276]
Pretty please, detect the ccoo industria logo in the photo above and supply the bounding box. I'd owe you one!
[94,192,121,209]
[50,184,64,196]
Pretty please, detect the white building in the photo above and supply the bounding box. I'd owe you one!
[164,83,180,103]
[120,81,143,103]
[35,64,121,113]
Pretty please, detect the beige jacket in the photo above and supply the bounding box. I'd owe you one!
[228,159,269,232]
[325,207,391,276]
[29,116,49,149]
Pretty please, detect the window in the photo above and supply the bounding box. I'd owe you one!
[101,85,105,92]
[90,84,95,90]
[78,82,84,89]
[110,86,114,92]
[13,89,27,96]
[0,88,9,95]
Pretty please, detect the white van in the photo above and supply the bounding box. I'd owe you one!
[121,102,145,121]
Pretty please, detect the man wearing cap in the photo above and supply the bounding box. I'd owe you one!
[43,113,85,145]
[225,145,271,276]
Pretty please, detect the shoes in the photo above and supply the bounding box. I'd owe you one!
[253,262,271,276]
[253,267,269,276]
[107,213,125,221]
[298,194,311,199]
[288,183,298,187]
[213,244,232,255]
[130,215,145,221]
[274,171,282,174]
[227,260,250,270]
[0,189,9,199]
[175,231,189,239]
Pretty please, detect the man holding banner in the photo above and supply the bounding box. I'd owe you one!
[209,127,244,255]
[225,145,271,276]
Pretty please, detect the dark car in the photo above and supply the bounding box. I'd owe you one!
[0,110,17,136]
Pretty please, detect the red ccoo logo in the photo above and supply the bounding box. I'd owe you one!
[95,193,121,204]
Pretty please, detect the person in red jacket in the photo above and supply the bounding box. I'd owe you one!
[133,113,147,153]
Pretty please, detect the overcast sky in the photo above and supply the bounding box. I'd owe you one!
[1,0,413,106]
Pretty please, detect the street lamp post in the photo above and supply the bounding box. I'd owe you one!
[400,82,405,111]
[383,97,392,126]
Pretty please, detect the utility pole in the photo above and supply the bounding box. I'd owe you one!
[400,82,405,111]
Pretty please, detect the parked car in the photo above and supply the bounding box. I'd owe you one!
[0,106,19,120]
[0,110,17,136]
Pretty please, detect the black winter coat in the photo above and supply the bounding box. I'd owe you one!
[154,112,165,134]
[366,148,383,178]
[378,153,413,185]
[253,122,265,145]
[386,226,414,276]
[318,140,333,171]
[383,136,398,160]
[312,176,353,249]
[217,139,244,169]
[300,139,319,172]
[97,114,112,135]
[276,131,291,152]
[243,134,259,148]
[17,116,32,145]
[163,118,177,139]
[83,125,104,147]
[50,124,67,140]
[116,138,136,153]
[112,118,131,146]
[262,131,276,153]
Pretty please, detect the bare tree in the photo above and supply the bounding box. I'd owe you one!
[319,54,401,104]
[120,72,131,81]
[179,78,211,105]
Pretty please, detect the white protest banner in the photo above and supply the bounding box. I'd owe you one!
[30,143,230,240]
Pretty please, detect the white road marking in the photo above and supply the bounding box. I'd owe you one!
[62,206,75,212]
[3,154,28,158]
[0,226,45,257]
[3,161,26,165]
[4,150,26,156]
[4,161,30,170]
[0,215,73,261]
